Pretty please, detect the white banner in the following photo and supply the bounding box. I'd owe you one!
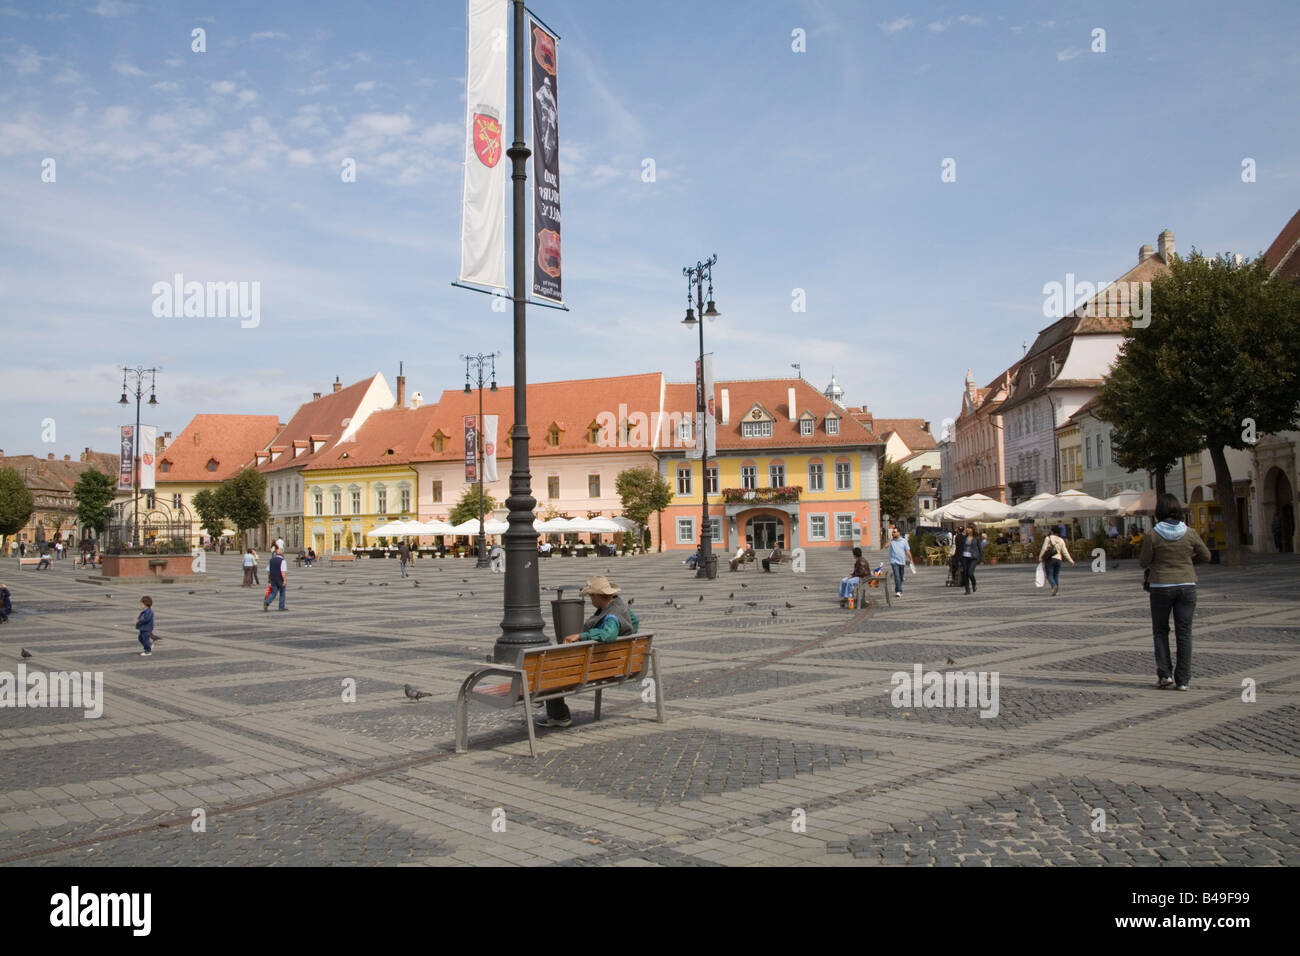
[687,353,716,460]
[139,425,157,491]
[458,0,508,289]
[484,415,499,482]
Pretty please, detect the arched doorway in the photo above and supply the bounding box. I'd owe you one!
[744,515,785,550]
[1262,467,1295,553]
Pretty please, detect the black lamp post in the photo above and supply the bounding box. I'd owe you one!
[682,255,720,578]
[118,366,160,548]
[461,352,500,569]
[492,0,547,663]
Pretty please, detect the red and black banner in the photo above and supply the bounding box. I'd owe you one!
[464,416,478,482]
[530,18,562,303]
[118,426,134,490]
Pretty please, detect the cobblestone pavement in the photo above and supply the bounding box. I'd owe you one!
[1,550,1297,866]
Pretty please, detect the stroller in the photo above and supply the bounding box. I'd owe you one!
[946,550,965,588]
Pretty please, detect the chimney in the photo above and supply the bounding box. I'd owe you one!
[396,361,406,409]
[410,391,423,409]
[82,447,90,461]
[787,386,796,422]
[1139,243,1155,263]
[922,421,931,433]
[313,392,322,401]
[48,452,54,460]
[720,388,730,425]
[64,454,70,460]
[1157,229,1175,262]
[332,376,342,393]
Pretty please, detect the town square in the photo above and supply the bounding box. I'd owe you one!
[1,0,1298,908]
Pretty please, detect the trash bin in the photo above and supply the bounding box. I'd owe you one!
[551,587,585,643]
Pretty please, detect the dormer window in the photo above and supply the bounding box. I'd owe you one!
[678,419,693,443]
[547,425,562,447]
[206,458,219,473]
[825,415,840,436]
[432,430,448,453]
[740,403,774,439]
[587,421,603,444]
[159,460,171,473]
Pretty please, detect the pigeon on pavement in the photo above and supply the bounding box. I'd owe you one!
[771,609,778,617]
[946,657,956,666]
[20,648,33,658]
[404,684,432,701]
[785,602,795,608]
[698,595,704,602]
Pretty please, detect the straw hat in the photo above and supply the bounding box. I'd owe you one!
[580,575,620,596]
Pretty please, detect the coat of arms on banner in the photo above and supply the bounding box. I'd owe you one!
[537,228,561,277]
[533,25,556,74]
[473,110,502,168]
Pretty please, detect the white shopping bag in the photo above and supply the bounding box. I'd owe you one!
[1034,562,1046,588]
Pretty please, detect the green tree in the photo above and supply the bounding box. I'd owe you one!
[73,468,117,542]
[879,459,918,527]
[449,485,496,526]
[191,488,227,541]
[0,467,35,553]
[215,467,269,546]
[1098,251,1300,563]
[616,467,673,551]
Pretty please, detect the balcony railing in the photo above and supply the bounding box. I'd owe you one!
[722,486,802,504]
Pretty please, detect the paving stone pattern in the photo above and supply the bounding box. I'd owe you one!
[1,550,1297,866]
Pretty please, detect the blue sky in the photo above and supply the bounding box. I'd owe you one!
[2,0,1298,456]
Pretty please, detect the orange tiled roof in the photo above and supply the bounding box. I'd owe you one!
[0,453,119,493]
[874,418,938,453]
[1264,208,1300,283]
[304,405,440,471]
[413,373,665,462]
[156,415,281,482]
[663,377,880,451]
[259,376,381,473]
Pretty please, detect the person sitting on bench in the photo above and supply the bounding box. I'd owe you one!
[37,552,53,570]
[762,546,783,572]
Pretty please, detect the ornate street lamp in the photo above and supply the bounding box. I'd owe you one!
[118,366,160,548]
[461,352,500,569]
[682,254,720,578]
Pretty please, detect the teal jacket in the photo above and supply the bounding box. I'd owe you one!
[578,595,639,642]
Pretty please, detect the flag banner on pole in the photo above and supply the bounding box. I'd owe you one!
[529,17,562,303]
[464,416,479,482]
[483,415,499,482]
[118,426,134,490]
[701,353,716,459]
[139,425,157,491]
[458,0,507,290]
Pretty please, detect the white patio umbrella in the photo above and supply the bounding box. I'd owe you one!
[584,517,624,534]
[450,518,484,535]
[1018,489,1113,518]
[483,519,510,535]
[535,517,574,532]
[369,520,425,537]
[412,519,455,535]
[1010,493,1055,518]
[926,494,1019,522]
[1102,490,1144,515]
[609,517,640,532]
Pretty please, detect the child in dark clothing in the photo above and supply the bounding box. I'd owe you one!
[0,583,12,623]
[136,596,154,656]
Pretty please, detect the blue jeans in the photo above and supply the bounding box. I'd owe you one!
[400,561,409,578]
[266,581,286,610]
[1044,559,1061,589]
[962,557,977,592]
[891,562,905,593]
[138,631,152,652]
[1150,585,1196,686]
[839,576,860,599]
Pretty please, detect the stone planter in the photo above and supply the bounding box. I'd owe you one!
[101,554,197,578]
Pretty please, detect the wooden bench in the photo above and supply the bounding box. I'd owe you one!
[855,572,892,609]
[455,633,663,757]
[328,554,355,563]
[18,557,43,569]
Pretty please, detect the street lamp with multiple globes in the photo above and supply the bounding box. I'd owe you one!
[461,352,500,569]
[681,255,720,578]
[118,366,160,548]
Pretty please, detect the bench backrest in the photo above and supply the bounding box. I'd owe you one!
[519,634,653,696]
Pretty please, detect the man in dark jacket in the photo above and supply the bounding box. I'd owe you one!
[537,576,638,729]
[264,545,287,611]
[398,540,410,578]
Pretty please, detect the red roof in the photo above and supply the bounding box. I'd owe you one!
[157,415,282,482]
[874,418,937,453]
[413,373,665,462]
[304,405,440,471]
[1264,208,1300,283]
[259,375,383,473]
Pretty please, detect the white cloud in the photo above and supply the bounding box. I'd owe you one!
[112,60,148,77]
[1056,48,1081,62]
[210,80,237,94]
[236,89,259,107]
[880,16,914,34]
[89,0,135,16]
[5,45,42,75]
[347,112,413,137]
[251,31,288,41]
[287,148,315,165]
[151,80,179,93]
[164,58,182,68]
[102,105,132,128]
[353,80,376,92]
[53,68,82,85]
[296,83,328,95]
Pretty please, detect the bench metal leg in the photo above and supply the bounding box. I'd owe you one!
[455,685,469,754]
[650,648,665,723]
[519,682,538,759]
[593,688,602,721]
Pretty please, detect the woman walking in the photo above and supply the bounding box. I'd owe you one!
[1038,527,1075,596]
[242,549,255,587]
[954,524,983,594]
[1139,494,1211,691]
